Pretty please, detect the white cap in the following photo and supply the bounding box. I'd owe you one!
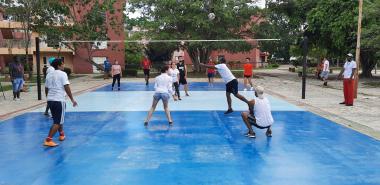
[347,53,353,57]
[255,86,264,99]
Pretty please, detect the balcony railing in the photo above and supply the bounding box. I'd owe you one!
[0,39,34,48]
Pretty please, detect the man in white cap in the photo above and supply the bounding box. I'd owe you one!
[241,86,274,138]
[338,53,356,106]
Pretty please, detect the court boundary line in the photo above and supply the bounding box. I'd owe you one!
[264,88,380,140]
[0,82,109,122]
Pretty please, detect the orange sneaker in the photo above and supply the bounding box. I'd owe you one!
[44,140,58,147]
[59,135,66,141]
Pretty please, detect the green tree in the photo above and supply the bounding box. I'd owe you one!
[0,0,68,77]
[253,0,317,63]
[361,0,380,77]
[57,0,122,70]
[127,0,259,72]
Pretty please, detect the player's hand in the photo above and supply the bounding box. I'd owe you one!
[72,100,78,107]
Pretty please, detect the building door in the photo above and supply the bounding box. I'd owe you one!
[92,57,106,73]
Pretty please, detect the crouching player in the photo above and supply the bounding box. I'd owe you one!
[241,86,274,138]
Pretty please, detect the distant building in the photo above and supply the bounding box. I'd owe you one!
[0,0,125,74]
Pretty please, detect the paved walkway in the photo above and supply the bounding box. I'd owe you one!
[0,75,110,120]
[1,68,379,139]
[252,66,380,139]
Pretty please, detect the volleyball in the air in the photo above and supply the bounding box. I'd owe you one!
[208,13,215,20]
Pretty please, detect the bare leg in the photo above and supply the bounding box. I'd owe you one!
[163,100,173,123]
[145,99,159,123]
[244,78,248,89]
[47,124,60,139]
[226,92,232,110]
[248,78,253,88]
[233,93,249,104]
[185,84,189,96]
[241,112,254,134]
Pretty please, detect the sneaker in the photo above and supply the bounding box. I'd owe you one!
[186,94,190,96]
[345,104,353,106]
[339,102,345,105]
[266,131,272,137]
[178,98,182,100]
[118,88,120,91]
[250,87,254,91]
[144,122,148,126]
[246,133,256,138]
[243,88,247,91]
[44,140,58,147]
[323,82,327,86]
[169,122,173,126]
[59,135,66,141]
[224,109,233,114]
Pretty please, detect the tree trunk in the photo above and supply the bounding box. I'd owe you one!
[188,47,210,72]
[360,52,376,78]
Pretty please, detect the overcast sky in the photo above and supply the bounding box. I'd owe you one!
[126,0,266,19]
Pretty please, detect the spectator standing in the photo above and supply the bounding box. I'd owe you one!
[243,57,254,91]
[9,56,24,101]
[111,60,122,91]
[104,57,111,79]
[206,58,216,87]
[141,55,152,85]
[338,53,357,106]
[320,57,330,86]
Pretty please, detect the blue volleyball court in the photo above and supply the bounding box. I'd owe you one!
[0,82,379,185]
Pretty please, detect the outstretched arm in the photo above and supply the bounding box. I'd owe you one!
[200,63,217,69]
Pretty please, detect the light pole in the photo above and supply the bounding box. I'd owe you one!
[354,0,363,98]
[301,35,308,99]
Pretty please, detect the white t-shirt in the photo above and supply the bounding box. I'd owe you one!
[323,60,330,72]
[215,64,235,83]
[253,97,274,127]
[343,60,357,79]
[168,68,179,82]
[47,66,55,74]
[154,73,174,95]
[45,70,70,102]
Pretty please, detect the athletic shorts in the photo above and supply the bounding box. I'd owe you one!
[143,69,150,76]
[153,92,170,103]
[48,101,66,125]
[179,76,187,85]
[320,71,329,79]
[226,79,238,95]
[244,74,252,78]
[248,114,271,129]
[207,73,215,78]
[12,78,24,92]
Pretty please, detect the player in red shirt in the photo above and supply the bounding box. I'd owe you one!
[141,55,152,85]
[206,58,216,86]
[243,57,254,91]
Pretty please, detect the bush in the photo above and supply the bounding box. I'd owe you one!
[63,67,72,76]
[268,63,279,68]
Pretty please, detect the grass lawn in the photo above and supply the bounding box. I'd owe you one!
[0,84,12,91]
